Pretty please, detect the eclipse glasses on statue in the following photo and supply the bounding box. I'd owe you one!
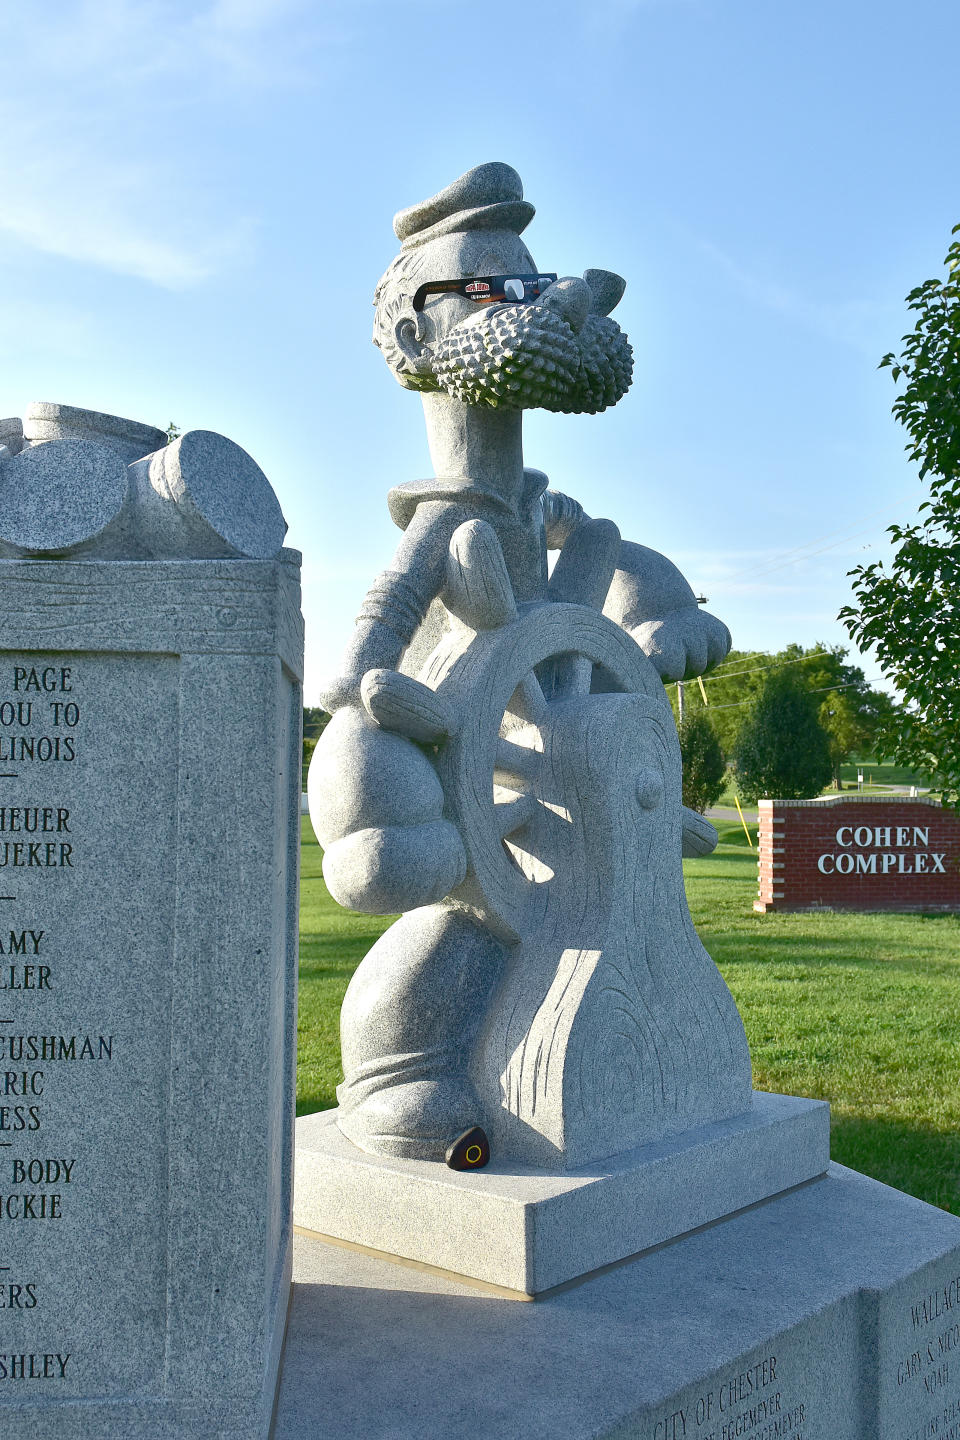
[412,273,558,312]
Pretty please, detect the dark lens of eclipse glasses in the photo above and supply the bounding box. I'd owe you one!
[412,274,557,312]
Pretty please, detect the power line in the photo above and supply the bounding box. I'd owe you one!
[719,522,888,585]
[693,680,864,711]
[710,647,826,674]
[705,489,918,588]
[667,650,841,689]
[704,651,833,681]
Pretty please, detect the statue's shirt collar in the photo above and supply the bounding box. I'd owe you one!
[387,470,550,532]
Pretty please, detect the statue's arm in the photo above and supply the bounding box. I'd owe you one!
[543,490,731,681]
[603,539,731,681]
[319,501,467,711]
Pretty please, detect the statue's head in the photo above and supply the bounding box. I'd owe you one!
[373,163,633,414]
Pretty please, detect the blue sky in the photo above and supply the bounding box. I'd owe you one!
[2,0,956,701]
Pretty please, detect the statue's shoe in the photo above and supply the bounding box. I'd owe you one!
[336,1076,484,1164]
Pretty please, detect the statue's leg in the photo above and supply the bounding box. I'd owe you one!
[336,904,505,1160]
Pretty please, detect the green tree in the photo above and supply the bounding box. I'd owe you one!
[668,642,894,781]
[678,710,726,813]
[818,685,896,788]
[842,224,960,804]
[819,690,864,790]
[775,644,896,787]
[732,668,833,802]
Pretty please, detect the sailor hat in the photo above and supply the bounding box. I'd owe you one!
[393,162,535,250]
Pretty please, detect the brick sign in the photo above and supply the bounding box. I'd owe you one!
[755,797,960,913]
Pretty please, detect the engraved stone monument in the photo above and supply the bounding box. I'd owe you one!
[281,165,960,1439]
[0,404,302,1439]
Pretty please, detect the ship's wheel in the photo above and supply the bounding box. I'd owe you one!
[359,518,668,942]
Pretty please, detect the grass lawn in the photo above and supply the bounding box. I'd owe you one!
[297,814,960,1214]
[690,820,960,1214]
[297,815,396,1115]
[838,756,931,789]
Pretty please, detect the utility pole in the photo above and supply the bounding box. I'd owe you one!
[677,680,685,726]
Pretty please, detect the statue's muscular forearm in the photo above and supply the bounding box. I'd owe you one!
[321,501,473,710]
[544,488,731,679]
[544,488,697,620]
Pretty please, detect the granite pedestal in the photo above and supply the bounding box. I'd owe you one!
[277,1163,960,1439]
[295,1092,830,1295]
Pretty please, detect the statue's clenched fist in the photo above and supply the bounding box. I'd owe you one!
[308,676,465,914]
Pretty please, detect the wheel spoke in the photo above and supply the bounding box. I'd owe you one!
[494,791,539,838]
[506,672,548,725]
[494,738,541,789]
[541,653,593,700]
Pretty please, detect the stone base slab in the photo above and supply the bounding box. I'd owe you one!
[276,1164,960,1439]
[294,1091,830,1295]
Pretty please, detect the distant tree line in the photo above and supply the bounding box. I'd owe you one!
[671,643,899,809]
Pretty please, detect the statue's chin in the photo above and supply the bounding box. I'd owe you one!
[432,383,631,415]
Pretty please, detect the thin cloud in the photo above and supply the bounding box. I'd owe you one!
[0,113,255,287]
[2,0,334,88]
[0,0,338,287]
[0,174,220,288]
[689,232,895,357]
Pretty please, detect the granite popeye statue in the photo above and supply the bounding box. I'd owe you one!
[310,163,750,1170]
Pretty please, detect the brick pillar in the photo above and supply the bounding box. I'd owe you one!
[754,799,786,913]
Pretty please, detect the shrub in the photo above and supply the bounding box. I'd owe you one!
[678,710,726,813]
[733,669,832,802]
